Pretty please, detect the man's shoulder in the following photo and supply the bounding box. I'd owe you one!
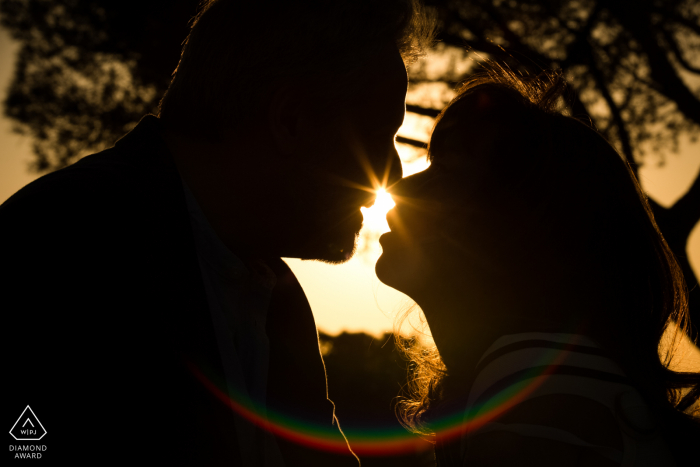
[1,116,176,231]
[3,149,141,215]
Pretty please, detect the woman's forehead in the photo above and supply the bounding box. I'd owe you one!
[430,118,499,167]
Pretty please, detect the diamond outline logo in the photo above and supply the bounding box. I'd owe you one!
[9,406,47,441]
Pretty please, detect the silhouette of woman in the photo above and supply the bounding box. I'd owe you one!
[376,70,700,466]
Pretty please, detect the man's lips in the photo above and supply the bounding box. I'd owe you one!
[345,208,364,232]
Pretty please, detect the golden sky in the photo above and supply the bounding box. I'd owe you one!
[1,27,699,349]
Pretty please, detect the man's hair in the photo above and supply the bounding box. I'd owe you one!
[158,0,435,139]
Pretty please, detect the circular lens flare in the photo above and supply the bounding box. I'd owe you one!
[186,333,589,457]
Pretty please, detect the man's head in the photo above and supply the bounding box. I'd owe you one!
[159,0,435,263]
[159,0,433,138]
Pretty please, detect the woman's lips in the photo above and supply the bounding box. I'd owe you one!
[379,232,392,246]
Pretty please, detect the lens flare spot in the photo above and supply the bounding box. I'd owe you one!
[360,188,396,234]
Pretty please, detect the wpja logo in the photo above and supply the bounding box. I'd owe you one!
[9,406,47,459]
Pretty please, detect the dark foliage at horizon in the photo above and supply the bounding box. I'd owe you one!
[319,331,434,467]
[0,1,698,333]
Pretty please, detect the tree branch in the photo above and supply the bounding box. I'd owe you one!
[437,2,556,70]
[668,166,700,240]
[585,46,637,170]
[407,77,461,88]
[396,135,428,148]
[558,2,604,69]
[653,4,700,37]
[406,104,441,118]
[475,0,554,68]
[566,83,593,124]
[609,1,700,128]
[660,26,700,74]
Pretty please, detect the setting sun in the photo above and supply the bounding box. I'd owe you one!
[360,188,396,234]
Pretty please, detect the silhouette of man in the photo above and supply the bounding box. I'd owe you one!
[1,1,433,465]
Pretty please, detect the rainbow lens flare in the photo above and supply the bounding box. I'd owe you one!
[185,334,586,456]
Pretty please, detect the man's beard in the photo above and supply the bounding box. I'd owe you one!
[295,187,365,264]
[301,228,360,264]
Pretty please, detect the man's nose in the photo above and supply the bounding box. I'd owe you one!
[385,146,403,188]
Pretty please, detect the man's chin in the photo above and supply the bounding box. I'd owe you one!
[300,233,359,264]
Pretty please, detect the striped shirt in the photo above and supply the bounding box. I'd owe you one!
[458,333,676,466]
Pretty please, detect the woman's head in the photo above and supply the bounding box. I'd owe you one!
[381,69,698,446]
[379,72,675,324]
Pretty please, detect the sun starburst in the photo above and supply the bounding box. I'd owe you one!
[360,188,396,235]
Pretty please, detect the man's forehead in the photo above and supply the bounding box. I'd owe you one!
[362,45,408,98]
[348,45,407,127]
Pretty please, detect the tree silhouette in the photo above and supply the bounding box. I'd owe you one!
[0,0,198,171]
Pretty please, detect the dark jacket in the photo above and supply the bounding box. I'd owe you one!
[1,116,357,466]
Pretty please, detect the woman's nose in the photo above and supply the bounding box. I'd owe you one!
[387,171,422,199]
[385,147,403,188]
[387,173,445,233]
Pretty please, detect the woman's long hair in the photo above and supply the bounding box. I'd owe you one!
[395,67,700,461]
